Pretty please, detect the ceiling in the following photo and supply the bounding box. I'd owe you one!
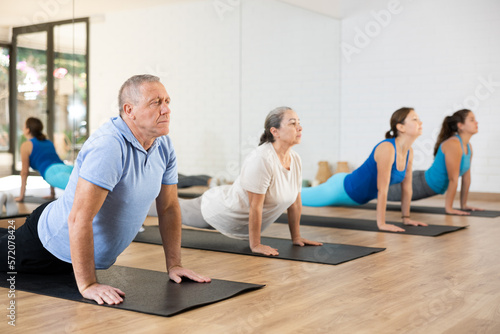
[0,0,382,30]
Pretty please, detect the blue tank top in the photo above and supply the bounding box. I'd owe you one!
[424,135,471,194]
[29,138,64,178]
[344,138,409,204]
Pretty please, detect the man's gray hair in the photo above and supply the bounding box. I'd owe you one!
[118,74,160,115]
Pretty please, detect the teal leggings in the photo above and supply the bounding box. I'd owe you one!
[44,163,73,190]
[301,173,358,207]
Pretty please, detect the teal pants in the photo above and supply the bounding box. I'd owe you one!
[44,163,73,190]
[301,173,358,207]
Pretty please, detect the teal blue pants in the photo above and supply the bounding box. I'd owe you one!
[301,173,358,207]
[44,163,73,190]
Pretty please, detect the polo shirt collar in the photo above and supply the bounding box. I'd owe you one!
[110,116,159,153]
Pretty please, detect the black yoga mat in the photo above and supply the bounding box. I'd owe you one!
[23,196,53,204]
[0,265,264,317]
[134,227,385,265]
[276,214,467,237]
[0,213,29,220]
[346,202,500,218]
[177,191,202,199]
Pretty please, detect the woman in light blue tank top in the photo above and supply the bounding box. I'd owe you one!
[16,117,74,202]
[302,107,427,232]
[387,109,482,215]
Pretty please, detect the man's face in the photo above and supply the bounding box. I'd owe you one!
[130,81,171,139]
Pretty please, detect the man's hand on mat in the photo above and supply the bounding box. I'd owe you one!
[378,223,405,232]
[446,208,471,216]
[81,283,125,305]
[403,219,428,227]
[461,205,484,212]
[251,244,279,256]
[168,266,212,284]
[292,237,323,247]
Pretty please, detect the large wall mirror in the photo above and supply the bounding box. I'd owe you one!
[81,0,341,183]
[1,0,340,185]
[9,19,89,174]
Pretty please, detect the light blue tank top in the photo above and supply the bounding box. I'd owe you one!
[344,138,409,204]
[424,135,471,194]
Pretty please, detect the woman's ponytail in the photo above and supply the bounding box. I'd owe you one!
[259,106,291,146]
[433,109,471,156]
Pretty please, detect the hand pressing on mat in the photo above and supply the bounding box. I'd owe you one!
[292,237,323,247]
[250,244,279,256]
[81,283,125,305]
[445,208,470,216]
[168,265,212,284]
[402,218,428,228]
[461,205,484,212]
[378,223,405,232]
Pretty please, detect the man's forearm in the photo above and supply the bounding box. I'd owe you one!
[68,216,97,293]
[159,208,183,270]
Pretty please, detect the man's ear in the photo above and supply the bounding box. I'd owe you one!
[122,103,135,120]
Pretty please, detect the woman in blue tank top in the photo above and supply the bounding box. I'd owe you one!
[16,117,74,201]
[302,107,427,232]
[388,109,482,215]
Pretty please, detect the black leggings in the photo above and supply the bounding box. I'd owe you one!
[0,202,73,274]
[387,170,438,202]
[178,174,211,188]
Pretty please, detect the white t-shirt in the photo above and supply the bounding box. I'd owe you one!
[200,142,302,239]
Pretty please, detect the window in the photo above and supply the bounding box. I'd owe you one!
[0,45,9,151]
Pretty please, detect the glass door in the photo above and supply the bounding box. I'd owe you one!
[10,19,89,174]
[0,45,10,152]
[12,30,49,173]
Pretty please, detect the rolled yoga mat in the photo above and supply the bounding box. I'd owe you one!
[275,214,467,237]
[0,265,264,317]
[134,227,385,265]
[342,202,500,218]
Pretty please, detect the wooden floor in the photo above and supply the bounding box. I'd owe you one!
[1,196,500,333]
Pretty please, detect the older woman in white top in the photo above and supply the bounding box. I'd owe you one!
[178,106,322,256]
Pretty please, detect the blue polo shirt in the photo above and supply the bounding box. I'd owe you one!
[38,116,178,269]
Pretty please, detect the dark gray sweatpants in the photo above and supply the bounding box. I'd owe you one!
[387,170,437,202]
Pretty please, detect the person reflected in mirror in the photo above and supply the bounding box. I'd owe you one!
[16,117,74,201]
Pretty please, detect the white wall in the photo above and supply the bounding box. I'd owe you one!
[340,0,500,192]
[0,27,10,43]
[89,0,498,192]
[241,0,341,182]
[89,0,340,181]
[90,0,240,177]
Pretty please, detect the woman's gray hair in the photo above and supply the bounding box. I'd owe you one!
[118,74,160,115]
[259,106,292,146]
